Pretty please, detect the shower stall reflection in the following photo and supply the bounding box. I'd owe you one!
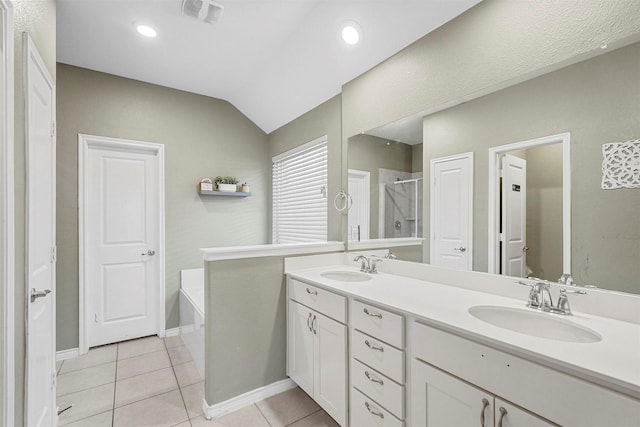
[382,177,423,238]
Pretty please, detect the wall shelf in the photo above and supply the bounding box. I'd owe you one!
[199,190,251,197]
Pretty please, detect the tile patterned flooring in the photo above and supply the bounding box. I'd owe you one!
[56,335,338,427]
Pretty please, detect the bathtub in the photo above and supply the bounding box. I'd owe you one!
[180,268,205,378]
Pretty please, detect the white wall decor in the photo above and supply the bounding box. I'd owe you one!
[601,140,640,189]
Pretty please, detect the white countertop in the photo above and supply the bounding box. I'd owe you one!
[286,264,640,399]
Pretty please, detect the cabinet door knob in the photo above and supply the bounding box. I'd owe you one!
[364,401,384,419]
[364,339,384,352]
[497,407,508,427]
[480,398,490,427]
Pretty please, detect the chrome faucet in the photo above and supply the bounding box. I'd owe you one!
[517,280,587,316]
[353,255,370,273]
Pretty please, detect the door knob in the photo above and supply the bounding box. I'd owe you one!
[453,246,467,252]
[30,288,51,303]
[141,250,156,256]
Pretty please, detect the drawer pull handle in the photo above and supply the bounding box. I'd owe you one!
[363,307,382,318]
[364,339,384,352]
[364,370,384,385]
[306,288,318,296]
[311,314,317,335]
[480,398,490,427]
[497,407,508,427]
[365,401,384,419]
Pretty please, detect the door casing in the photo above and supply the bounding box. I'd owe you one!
[78,134,166,355]
[488,132,571,275]
[0,2,13,426]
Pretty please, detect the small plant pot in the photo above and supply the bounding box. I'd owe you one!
[218,183,237,192]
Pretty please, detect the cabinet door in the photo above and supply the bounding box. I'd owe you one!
[288,300,315,397]
[411,360,494,427]
[494,398,558,427]
[314,311,347,426]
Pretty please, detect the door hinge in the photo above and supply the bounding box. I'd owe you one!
[51,372,56,390]
[499,233,505,242]
[499,168,503,178]
[50,246,57,263]
[50,120,56,138]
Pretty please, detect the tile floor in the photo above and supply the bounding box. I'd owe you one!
[56,335,338,427]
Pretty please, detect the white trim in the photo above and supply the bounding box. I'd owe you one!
[348,237,424,251]
[164,327,181,337]
[55,348,79,362]
[202,378,297,420]
[271,135,327,162]
[0,2,13,426]
[201,241,345,261]
[487,132,571,275]
[78,134,166,354]
[430,152,474,269]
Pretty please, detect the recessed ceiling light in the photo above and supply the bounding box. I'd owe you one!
[136,24,157,38]
[341,22,361,45]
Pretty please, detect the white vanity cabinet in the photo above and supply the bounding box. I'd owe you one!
[411,321,640,427]
[287,279,347,426]
[411,360,556,427]
[350,300,406,426]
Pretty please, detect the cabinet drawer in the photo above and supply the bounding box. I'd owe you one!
[351,358,404,419]
[352,330,404,384]
[289,279,346,323]
[351,300,404,348]
[350,387,404,427]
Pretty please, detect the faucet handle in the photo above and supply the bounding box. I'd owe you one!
[370,256,382,274]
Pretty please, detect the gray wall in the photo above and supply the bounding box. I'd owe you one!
[422,43,640,293]
[13,0,57,421]
[525,144,563,281]
[56,64,270,350]
[348,134,415,238]
[205,257,288,404]
[267,95,342,242]
[342,0,640,138]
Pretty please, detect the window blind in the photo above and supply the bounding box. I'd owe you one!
[272,136,328,244]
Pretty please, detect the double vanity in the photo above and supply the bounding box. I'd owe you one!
[284,253,640,427]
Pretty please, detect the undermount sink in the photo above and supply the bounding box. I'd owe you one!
[469,305,602,343]
[320,270,372,282]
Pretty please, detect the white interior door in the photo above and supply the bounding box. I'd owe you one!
[501,154,527,277]
[430,153,473,270]
[25,34,56,427]
[81,135,164,349]
[348,169,370,241]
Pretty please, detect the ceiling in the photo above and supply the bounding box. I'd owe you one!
[57,0,481,134]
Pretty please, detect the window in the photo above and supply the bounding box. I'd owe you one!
[272,136,328,244]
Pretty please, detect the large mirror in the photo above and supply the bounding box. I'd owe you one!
[347,41,639,295]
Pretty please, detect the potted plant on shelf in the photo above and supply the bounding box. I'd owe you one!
[215,176,239,192]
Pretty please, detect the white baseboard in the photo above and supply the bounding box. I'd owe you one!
[202,378,297,420]
[164,327,181,337]
[56,348,79,362]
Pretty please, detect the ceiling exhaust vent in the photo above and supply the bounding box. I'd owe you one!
[181,0,224,24]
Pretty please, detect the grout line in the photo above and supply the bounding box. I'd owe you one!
[255,403,274,427]
[166,337,192,423]
[283,408,323,427]
[111,344,118,427]
[58,409,113,427]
